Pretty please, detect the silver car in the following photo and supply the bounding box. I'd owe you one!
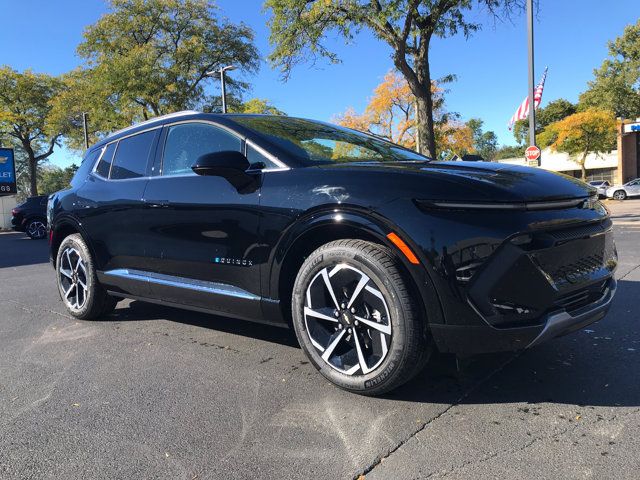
[606,178,640,200]
[589,180,610,198]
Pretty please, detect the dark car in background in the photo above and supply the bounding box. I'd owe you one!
[12,195,48,239]
[47,111,618,395]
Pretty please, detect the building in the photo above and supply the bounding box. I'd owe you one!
[497,119,640,184]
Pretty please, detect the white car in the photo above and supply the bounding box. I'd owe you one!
[588,180,610,198]
[606,178,640,200]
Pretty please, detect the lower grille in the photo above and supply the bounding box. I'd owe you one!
[546,253,604,285]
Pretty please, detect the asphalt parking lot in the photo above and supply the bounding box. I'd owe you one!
[0,200,638,480]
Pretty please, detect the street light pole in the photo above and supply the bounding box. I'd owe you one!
[207,65,236,114]
[526,0,537,162]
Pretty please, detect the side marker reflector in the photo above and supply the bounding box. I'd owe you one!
[386,232,420,265]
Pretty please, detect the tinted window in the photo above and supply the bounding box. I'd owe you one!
[110,130,157,180]
[230,116,429,166]
[94,143,117,178]
[162,123,241,176]
[247,144,279,169]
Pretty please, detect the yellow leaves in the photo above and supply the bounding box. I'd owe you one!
[436,121,475,158]
[548,108,616,156]
[335,70,418,148]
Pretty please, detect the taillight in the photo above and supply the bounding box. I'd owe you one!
[11,208,19,216]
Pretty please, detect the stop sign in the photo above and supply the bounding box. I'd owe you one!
[525,146,541,161]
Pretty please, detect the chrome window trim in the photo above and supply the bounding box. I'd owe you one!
[245,139,289,170]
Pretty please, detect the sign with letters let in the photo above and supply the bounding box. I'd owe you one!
[0,148,17,195]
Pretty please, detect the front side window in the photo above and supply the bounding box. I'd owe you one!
[110,130,158,180]
[162,123,241,176]
[246,144,280,169]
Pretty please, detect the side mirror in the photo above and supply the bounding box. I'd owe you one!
[192,150,257,192]
[192,150,250,177]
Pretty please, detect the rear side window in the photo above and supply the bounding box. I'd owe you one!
[71,148,102,187]
[162,123,241,176]
[110,130,158,180]
[94,143,117,179]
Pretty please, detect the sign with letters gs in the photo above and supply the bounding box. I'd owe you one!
[0,148,17,195]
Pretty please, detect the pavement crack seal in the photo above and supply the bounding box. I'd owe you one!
[618,263,640,281]
[6,299,73,320]
[357,352,522,480]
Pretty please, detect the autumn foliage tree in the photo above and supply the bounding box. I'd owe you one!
[266,0,525,158]
[546,109,616,181]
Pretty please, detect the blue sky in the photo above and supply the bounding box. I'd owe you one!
[0,0,635,167]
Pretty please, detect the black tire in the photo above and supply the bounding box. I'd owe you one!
[291,239,431,396]
[56,233,118,319]
[613,190,627,201]
[25,218,47,240]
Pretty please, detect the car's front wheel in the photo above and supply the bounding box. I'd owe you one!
[26,219,47,239]
[613,190,627,200]
[291,239,431,396]
[56,234,118,319]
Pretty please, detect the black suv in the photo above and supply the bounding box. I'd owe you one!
[48,111,617,395]
[12,195,48,239]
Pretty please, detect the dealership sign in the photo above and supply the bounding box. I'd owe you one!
[623,122,640,133]
[0,148,17,195]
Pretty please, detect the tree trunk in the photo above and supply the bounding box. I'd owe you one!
[28,154,38,196]
[580,151,588,181]
[415,93,437,159]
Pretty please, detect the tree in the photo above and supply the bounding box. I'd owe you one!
[494,144,524,160]
[39,164,79,195]
[52,0,259,150]
[512,98,576,145]
[335,70,452,150]
[546,109,616,180]
[466,118,497,160]
[0,66,63,196]
[579,20,640,118]
[437,121,475,159]
[233,98,287,115]
[266,0,524,159]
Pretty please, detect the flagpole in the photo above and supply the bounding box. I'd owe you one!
[526,0,537,164]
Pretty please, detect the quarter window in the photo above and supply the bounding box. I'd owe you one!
[110,130,158,180]
[94,143,117,179]
[162,123,241,176]
[247,144,279,169]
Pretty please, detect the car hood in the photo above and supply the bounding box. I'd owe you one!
[316,161,595,203]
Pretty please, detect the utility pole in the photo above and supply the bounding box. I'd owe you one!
[82,112,89,150]
[526,0,538,164]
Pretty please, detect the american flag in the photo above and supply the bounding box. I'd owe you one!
[508,67,548,130]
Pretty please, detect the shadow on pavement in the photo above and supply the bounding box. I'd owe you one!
[0,232,50,268]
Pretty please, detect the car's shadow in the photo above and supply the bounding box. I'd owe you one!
[0,232,50,268]
[103,279,639,409]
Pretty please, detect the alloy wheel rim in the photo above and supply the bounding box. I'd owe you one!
[614,191,625,200]
[59,247,89,311]
[304,263,392,376]
[28,221,46,239]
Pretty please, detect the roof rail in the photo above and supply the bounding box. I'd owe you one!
[108,110,201,138]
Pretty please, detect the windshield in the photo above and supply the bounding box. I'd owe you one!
[230,116,429,166]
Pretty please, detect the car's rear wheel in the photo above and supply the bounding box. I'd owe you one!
[613,190,627,200]
[26,219,46,239]
[291,239,431,396]
[56,234,118,319]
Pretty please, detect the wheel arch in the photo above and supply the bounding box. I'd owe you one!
[50,216,95,268]
[270,207,445,327]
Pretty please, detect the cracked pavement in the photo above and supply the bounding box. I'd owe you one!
[0,200,638,479]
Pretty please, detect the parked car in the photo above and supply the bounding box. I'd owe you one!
[47,111,618,395]
[11,195,48,239]
[605,178,640,200]
[588,180,610,198]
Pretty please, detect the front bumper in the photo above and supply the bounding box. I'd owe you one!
[430,218,617,355]
[431,277,615,355]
